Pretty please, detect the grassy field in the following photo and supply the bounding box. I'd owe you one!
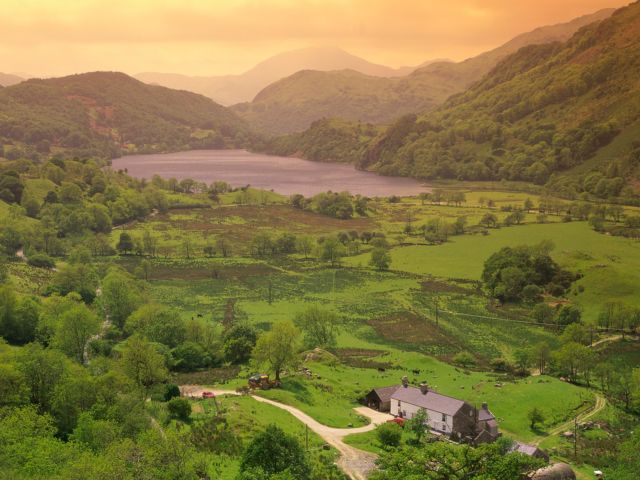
[345,222,640,322]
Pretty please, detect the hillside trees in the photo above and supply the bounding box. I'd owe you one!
[252,320,301,382]
[482,243,577,302]
[294,305,340,349]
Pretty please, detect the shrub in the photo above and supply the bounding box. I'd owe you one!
[27,253,56,269]
[376,422,402,447]
[163,384,181,402]
[453,351,476,368]
[167,397,191,422]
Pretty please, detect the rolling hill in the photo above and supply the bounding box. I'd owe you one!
[0,73,23,87]
[235,8,614,135]
[135,46,426,106]
[0,71,253,158]
[355,1,640,201]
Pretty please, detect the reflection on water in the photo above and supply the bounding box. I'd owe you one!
[112,149,429,196]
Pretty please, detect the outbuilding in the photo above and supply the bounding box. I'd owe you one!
[364,385,400,412]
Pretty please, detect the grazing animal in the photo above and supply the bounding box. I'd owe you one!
[377,367,386,373]
[411,369,420,375]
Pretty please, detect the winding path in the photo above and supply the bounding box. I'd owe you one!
[180,385,392,480]
[533,394,607,446]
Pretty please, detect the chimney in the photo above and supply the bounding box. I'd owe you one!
[482,402,488,410]
[420,383,429,395]
[401,376,409,388]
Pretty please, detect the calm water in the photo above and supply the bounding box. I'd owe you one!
[111,150,429,196]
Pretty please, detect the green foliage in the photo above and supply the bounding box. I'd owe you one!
[406,408,429,444]
[294,305,340,349]
[166,397,192,422]
[101,268,142,329]
[223,324,258,364]
[27,253,56,269]
[120,335,168,398]
[252,321,301,382]
[163,384,181,402]
[369,247,391,271]
[527,407,545,430]
[482,242,575,302]
[375,422,402,447]
[239,424,311,480]
[0,71,252,158]
[370,439,543,480]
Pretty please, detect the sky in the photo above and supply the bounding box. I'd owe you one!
[0,0,631,78]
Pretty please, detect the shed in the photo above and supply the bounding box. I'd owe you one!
[364,385,399,412]
[528,463,576,480]
[511,441,550,462]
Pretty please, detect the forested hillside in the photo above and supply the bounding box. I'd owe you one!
[235,9,613,135]
[358,2,640,201]
[0,73,23,87]
[0,72,254,159]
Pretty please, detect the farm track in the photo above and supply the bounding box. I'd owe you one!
[533,394,607,446]
[180,386,392,480]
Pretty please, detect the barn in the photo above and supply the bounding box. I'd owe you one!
[364,385,400,412]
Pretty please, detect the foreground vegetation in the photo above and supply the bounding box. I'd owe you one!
[1,152,639,479]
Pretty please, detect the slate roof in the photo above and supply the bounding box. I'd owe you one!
[478,407,496,421]
[370,385,400,403]
[514,442,541,456]
[391,386,467,416]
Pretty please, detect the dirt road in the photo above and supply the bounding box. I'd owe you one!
[180,385,391,479]
[533,394,607,446]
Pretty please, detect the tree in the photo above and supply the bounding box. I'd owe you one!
[319,237,344,267]
[556,305,581,326]
[524,198,534,212]
[376,422,402,447]
[100,269,142,329]
[120,335,168,399]
[125,304,186,348]
[294,305,340,349]
[532,341,551,375]
[223,324,258,364]
[370,247,391,271]
[240,424,310,479]
[0,363,29,406]
[16,342,68,412]
[296,236,314,259]
[167,397,192,422]
[116,232,134,254]
[216,237,231,257]
[527,407,545,430]
[407,408,429,444]
[479,213,498,228]
[252,321,300,382]
[53,303,100,363]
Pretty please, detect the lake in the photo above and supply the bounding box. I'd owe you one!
[111,150,429,196]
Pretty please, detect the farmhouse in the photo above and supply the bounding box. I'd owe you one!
[367,378,501,443]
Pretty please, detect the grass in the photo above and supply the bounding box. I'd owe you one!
[345,222,640,322]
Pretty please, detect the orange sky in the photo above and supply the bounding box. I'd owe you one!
[0,0,631,77]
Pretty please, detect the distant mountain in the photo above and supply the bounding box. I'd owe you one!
[0,72,252,158]
[0,73,23,87]
[355,2,640,200]
[237,8,615,135]
[135,46,425,105]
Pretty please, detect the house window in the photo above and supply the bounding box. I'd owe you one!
[442,413,447,422]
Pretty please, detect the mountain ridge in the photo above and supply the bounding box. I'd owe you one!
[0,71,253,158]
[234,8,615,135]
[135,46,432,106]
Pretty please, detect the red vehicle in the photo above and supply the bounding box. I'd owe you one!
[201,391,216,399]
[387,417,406,427]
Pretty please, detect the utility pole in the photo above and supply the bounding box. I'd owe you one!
[574,416,578,460]
[434,296,439,327]
[305,424,309,451]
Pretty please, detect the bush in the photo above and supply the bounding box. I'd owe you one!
[167,397,191,422]
[453,351,476,368]
[376,422,402,447]
[163,384,181,402]
[27,253,56,269]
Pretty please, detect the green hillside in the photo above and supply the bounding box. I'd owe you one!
[358,3,640,202]
[264,117,383,163]
[0,72,254,159]
[234,9,613,135]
